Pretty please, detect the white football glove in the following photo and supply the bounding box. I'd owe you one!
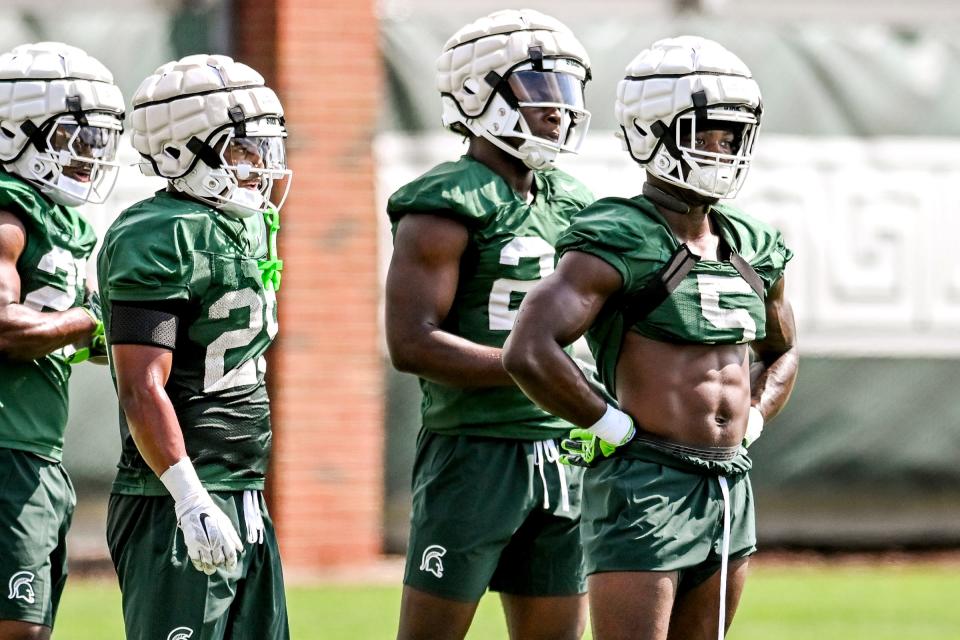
[161,458,244,575]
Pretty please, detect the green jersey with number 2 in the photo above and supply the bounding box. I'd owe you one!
[98,190,277,495]
[0,172,97,461]
[557,195,793,395]
[388,155,594,439]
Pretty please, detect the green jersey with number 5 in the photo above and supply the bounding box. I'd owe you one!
[98,190,277,495]
[388,155,593,439]
[0,172,97,461]
[557,195,793,396]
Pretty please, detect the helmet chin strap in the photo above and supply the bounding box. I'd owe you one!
[642,182,690,214]
[220,187,266,219]
[516,140,557,170]
[686,163,738,198]
[47,173,93,205]
[479,130,556,170]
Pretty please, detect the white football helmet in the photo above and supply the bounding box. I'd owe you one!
[0,42,124,207]
[131,54,291,219]
[437,9,591,170]
[615,36,762,199]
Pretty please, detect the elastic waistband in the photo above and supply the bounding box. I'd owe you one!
[618,434,752,475]
[633,431,741,462]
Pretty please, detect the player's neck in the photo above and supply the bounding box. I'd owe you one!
[467,137,535,201]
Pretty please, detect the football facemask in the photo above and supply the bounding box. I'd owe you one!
[15,114,122,206]
[481,62,591,170]
[658,107,759,199]
[173,118,292,219]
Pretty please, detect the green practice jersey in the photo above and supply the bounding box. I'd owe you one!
[388,155,593,439]
[0,172,96,461]
[557,195,792,396]
[98,190,277,495]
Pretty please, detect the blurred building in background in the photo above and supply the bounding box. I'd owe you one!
[3,0,959,576]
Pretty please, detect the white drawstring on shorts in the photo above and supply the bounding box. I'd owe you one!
[533,440,571,513]
[242,489,265,544]
[717,476,731,640]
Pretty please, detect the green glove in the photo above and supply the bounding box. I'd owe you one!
[560,429,622,468]
[66,318,106,365]
[67,291,107,365]
[560,404,636,467]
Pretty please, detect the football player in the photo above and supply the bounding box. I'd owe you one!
[0,42,123,639]
[97,54,291,640]
[385,9,595,640]
[504,36,799,640]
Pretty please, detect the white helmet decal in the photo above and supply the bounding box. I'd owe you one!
[0,42,124,206]
[131,54,291,218]
[436,9,591,170]
[615,36,762,199]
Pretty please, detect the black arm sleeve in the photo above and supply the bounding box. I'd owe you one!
[109,302,182,349]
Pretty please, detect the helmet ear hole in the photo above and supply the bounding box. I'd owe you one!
[164,146,181,159]
[0,125,14,139]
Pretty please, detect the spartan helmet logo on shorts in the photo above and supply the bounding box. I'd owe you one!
[419,544,447,578]
[7,571,36,604]
[166,626,194,640]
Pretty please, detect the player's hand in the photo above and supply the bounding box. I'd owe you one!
[560,429,624,467]
[561,404,636,467]
[67,291,107,365]
[65,320,107,365]
[161,458,244,575]
[175,491,245,575]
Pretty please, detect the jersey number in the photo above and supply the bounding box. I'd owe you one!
[22,247,84,312]
[488,237,555,331]
[697,274,757,341]
[203,287,278,392]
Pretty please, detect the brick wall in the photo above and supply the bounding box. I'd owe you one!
[233,0,384,573]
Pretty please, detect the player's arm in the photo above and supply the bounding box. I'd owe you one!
[0,210,98,360]
[503,250,622,427]
[110,304,242,574]
[111,342,186,475]
[749,275,799,424]
[386,212,513,387]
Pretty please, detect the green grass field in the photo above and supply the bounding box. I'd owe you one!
[53,561,960,639]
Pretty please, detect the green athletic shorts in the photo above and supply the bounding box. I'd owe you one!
[404,430,585,602]
[106,491,288,640]
[581,440,756,592]
[0,448,75,628]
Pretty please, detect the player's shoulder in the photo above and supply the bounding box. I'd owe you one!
[713,202,793,289]
[538,166,594,209]
[387,155,519,227]
[0,171,98,252]
[565,195,665,242]
[102,191,220,272]
[712,202,790,262]
[0,171,54,229]
[107,191,212,242]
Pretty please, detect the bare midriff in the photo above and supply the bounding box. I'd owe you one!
[615,331,751,448]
